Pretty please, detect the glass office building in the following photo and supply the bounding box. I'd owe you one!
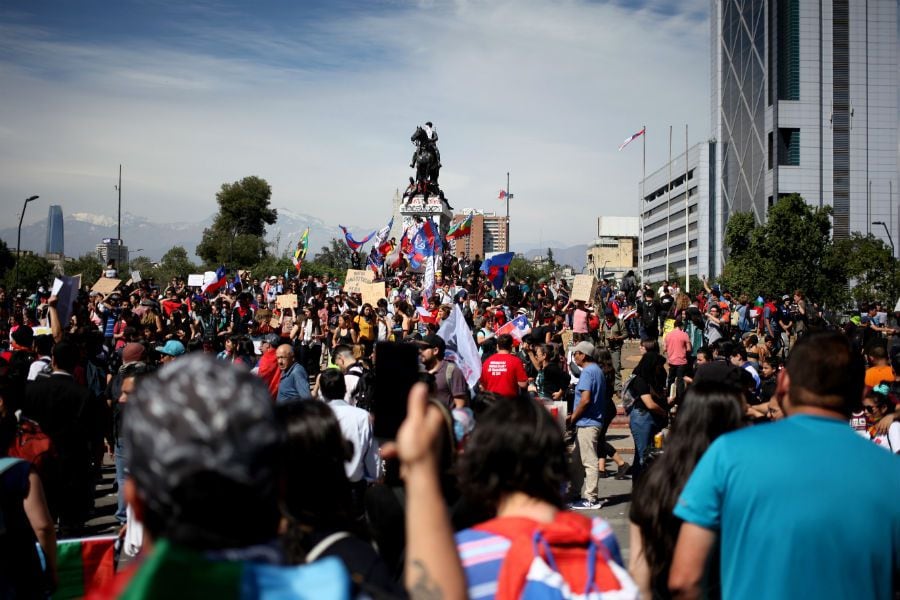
[45,205,64,256]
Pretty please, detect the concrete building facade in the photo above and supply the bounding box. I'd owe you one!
[585,216,640,280]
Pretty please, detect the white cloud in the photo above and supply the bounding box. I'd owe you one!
[0,0,710,248]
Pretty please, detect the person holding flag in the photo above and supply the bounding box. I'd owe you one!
[292,228,309,273]
[480,252,515,291]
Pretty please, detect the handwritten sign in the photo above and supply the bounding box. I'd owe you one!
[91,277,121,296]
[276,294,298,309]
[187,274,205,287]
[344,269,375,294]
[561,330,574,350]
[360,281,386,307]
[570,274,597,303]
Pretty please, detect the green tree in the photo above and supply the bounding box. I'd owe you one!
[721,195,846,306]
[0,239,16,282]
[155,246,199,284]
[6,254,54,291]
[835,233,899,304]
[196,176,278,268]
[65,253,103,284]
[128,256,155,279]
[312,238,361,273]
[546,248,556,270]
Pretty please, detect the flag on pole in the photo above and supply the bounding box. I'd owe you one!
[496,314,532,342]
[372,217,394,256]
[446,213,473,240]
[408,223,435,270]
[618,127,646,151]
[201,266,227,295]
[338,225,376,252]
[481,252,515,291]
[437,305,483,390]
[55,535,117,598]
[498,189,514,201]
[292,227,310,272]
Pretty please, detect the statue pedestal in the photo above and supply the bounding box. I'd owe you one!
[400,194,452,232]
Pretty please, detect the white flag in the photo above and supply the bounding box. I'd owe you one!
[437,305,482,391]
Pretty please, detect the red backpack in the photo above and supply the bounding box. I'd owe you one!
[7,416,59,482]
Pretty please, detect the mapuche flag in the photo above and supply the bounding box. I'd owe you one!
[446,213,473,240]
[292,227,309,272]
[56,535,117,598]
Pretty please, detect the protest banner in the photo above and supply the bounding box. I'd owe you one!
[276,294,298,309]
[187,274,205,287]
[344,269,375,294]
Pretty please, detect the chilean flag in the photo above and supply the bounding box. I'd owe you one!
[481,252,514,291]
[496,314,531,342]
[618,127,645,151]
[201,266,227,295]
[409,222,435,270]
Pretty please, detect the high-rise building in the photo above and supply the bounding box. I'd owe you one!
[711,0,897,265]
[45,205,64,256]
[96,239,129,268]
[640,142,716,281]
[586,216,640,281]
[447,210,508,259]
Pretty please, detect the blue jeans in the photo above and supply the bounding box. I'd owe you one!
[115,438,127,524]
[629,407,665,479]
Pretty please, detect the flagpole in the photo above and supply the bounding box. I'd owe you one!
[684,124,690,294]
[639,125,646,283]
[666,125,672,280]
[506,172,510,253]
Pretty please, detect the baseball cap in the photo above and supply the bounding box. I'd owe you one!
[781,294,790,301]
[155,339,186,357]
[516,307,528,315]
[573,341,596,358]
[417,333,446,353]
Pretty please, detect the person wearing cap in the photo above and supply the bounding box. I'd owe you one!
[275,344,311,404]
[777,295,794,357]
[155,339,186,365]
[418,334,469,409]
[567,341,607,510]
[254,333,282,401]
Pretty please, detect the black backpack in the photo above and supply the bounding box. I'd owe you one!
[348,364,376,412]
[640,301,658,327]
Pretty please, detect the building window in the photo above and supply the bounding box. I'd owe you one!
[768,131,773,169]
[777,128,800,166]
[777,0,800,101]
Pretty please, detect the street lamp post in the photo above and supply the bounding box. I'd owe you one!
[15,195,39,290]
[872,221,896,304]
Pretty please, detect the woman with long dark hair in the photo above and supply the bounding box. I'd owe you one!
[595,348,631,479]
[627,351,668,479]
[628,382,746,598]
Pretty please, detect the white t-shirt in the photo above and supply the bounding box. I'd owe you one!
[871,422,900,453]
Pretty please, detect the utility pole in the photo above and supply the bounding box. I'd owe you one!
[15,195,39,290]
[505,172,510,253]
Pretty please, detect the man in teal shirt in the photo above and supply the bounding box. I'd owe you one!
[669,332,900,599]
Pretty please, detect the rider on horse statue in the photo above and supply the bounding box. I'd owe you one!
[410,121,441,195]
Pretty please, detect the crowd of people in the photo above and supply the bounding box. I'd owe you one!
[0,253,898,599]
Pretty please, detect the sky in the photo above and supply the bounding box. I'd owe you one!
[0,0,711,248]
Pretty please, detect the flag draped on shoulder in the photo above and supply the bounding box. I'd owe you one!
[437,305,482,390]
[339,225,376,252]
[446,213,473,240]
[618,127,645,151]
[201,266,227,295]
[481,252,515,291]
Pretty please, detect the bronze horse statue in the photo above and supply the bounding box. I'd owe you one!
[410,126,440,196]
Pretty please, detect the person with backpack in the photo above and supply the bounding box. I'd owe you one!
[637,289,662,341]
[418,334,469,409]
[455,394,637,599]
[331,344,370,408]
[0,364,58,596]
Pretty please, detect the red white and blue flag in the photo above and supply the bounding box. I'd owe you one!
[496,314,531,342]
[618,127,645,151]
[481,251,515,291]
[498,189,514,201]
[339,225,376,252]
[408,221,436,270]
[201,266,227,295]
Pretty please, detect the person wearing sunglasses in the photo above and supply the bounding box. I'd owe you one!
[863,388,900,453]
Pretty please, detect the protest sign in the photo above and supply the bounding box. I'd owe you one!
[91,277,121,296]
[344,269,375,294]
[360,281,386,307]
[187,274,205,287]
[570,274,597,303]
[276,294,298,309]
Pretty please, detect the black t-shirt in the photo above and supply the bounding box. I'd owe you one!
[639,300,660,329]
[539,362,566,397]
[660,294,674,317]
[628,375,654,410]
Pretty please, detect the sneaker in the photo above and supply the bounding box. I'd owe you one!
[568,498,604,510]
[615,463,632,480]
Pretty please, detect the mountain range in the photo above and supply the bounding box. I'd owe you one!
[0,209,586,270]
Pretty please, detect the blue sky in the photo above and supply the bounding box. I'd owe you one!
[0,0,710,247]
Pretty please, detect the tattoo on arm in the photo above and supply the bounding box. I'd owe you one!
[409,559,443,600]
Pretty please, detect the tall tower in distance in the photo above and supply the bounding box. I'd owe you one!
[45,205,64,257]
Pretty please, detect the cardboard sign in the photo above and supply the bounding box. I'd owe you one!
[187,274,205,287]
[131,271,142,284]
[360,281,386,307]
[561,330,574,351]
[344,269,375,294]
[570,274,597,303]
[276,294,298,309]
[91,277,121,296]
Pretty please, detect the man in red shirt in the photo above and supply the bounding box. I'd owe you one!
[663,318,692,401]
[479,334,528,398]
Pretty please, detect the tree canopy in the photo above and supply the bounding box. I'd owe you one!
[65,254,103,283]
[196,176,277,268]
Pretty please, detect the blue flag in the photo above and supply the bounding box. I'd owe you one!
[481,252,514,291]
